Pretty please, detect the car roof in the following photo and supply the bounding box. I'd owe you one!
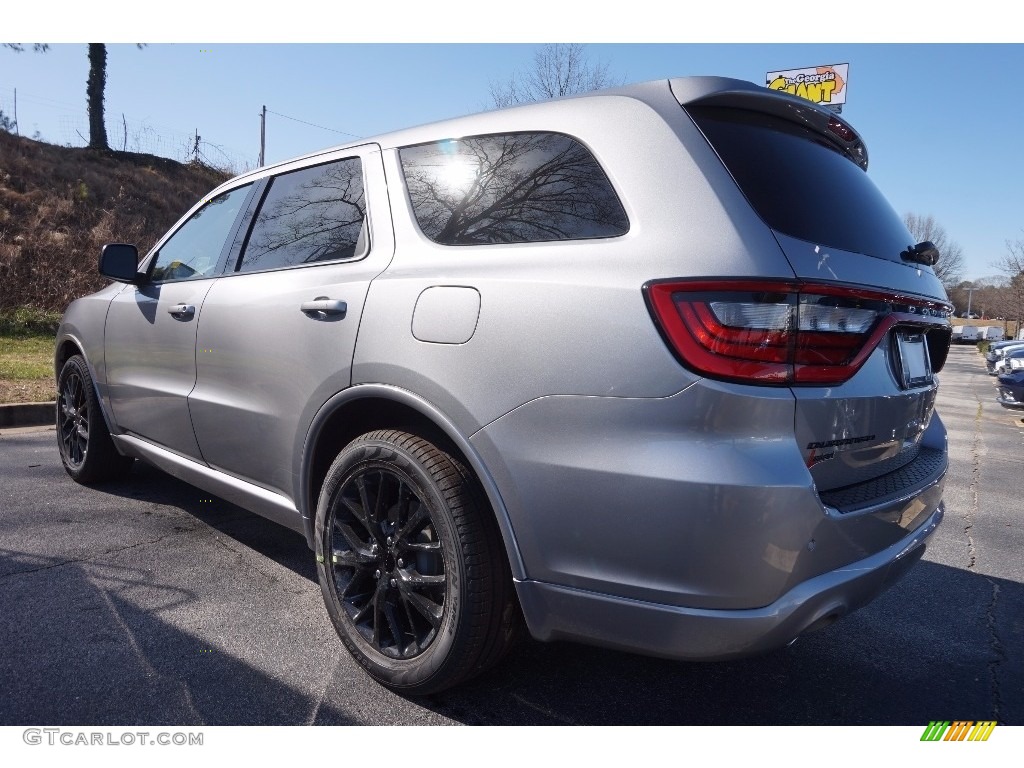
[219,75,832,190]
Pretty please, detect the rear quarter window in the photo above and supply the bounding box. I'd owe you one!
[399,132,628,245]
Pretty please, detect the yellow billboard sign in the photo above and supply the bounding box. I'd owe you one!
[766,64,849,109]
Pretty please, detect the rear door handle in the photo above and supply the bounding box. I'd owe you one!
[300,299,347,316]
[168,303,195,318]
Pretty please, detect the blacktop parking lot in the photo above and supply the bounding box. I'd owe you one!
[0,345,1020,726]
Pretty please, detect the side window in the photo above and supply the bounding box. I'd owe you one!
[238,158,367,272]
[399,132,629,246]
[150,185,252,282]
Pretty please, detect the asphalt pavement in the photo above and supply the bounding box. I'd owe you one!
[0,345,1020,725]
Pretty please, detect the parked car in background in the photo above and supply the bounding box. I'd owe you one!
[983,326,1006,341]
[959,325,981,343]
[996,368,1024,409]
[992,347,1024,375]
[951,326,963,343]
[54,75,953,694]
[987,342,1024,374]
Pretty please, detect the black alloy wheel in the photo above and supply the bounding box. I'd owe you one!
[329,465,447,659]
[58,365,89,470]
[315,430,522,695]
[55,355,134,483]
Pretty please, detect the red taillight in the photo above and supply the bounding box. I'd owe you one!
[645,280,950,386]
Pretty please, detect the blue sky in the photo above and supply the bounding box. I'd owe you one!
[3,40,1022,282]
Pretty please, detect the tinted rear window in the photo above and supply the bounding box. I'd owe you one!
[399,132,628,245]
[688,106,913,261]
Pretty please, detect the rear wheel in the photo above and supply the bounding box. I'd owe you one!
[315,429,521,695]
[56,355,134,483]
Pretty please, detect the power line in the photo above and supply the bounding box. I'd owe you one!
[265,108,362,139]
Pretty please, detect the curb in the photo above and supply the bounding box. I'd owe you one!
[0,401,56,428]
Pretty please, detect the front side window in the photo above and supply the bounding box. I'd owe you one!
[400,132,629,246]
[238,158,366,272]
[149,184,252,282]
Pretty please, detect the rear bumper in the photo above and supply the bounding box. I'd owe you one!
[515,504,943,660]
[996,390,1024,408]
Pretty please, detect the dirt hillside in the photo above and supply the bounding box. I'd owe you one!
[0,131,229,311]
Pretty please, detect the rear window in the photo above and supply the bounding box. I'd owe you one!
[399,132,628,245]
[688,106,913,261]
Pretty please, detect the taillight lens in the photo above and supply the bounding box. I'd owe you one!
[645,280,951,386]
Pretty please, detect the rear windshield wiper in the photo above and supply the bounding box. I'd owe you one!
[901,241,940,267]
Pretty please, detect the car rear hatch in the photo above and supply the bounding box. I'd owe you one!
[667,79,952,504]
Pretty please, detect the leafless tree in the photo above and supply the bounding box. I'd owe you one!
[489,44,620,108]
[903,212,965,288]
[5,43,143,151]
[992,233,1024,328]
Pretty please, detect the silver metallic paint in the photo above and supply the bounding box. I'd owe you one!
[55,76,950,662]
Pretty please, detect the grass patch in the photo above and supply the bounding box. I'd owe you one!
[0,307,63,337]
[0,333,56,404]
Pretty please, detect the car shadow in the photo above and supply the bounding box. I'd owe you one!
[410,559,1021,725]
[83,459,318,584]
[19,451,1020,725]
[0,545,358,725]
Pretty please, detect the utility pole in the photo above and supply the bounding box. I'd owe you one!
[259,105,266,167]
[13,88,17,136]
[966,287,974,318]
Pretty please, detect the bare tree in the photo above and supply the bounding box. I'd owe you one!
[5,43,142,151]
[490,44,620,108]
[992,233,1024,329]
[903,212,965,288]
[86,44,108,149]
[3,43,49,52]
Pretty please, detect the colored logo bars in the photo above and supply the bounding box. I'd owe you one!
[920,721,997,741]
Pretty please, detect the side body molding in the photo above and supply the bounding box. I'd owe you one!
[298,383,527,580]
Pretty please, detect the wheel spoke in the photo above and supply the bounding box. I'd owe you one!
[334,521,372,553]
[371,580,386,647]
[382,601,405,656]
[339,569,372,600]
[350,593,374,625]
[399,539,441,554]
[355,475,374,525]
[342,484,382,545]
[331,546,378,568]
[396,502,428,541]
[373,471,386,524]
[399,580,443,628]
[402,570,445,588]
[399,591,419,644]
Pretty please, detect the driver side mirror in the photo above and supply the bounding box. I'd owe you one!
[99,243,142,284]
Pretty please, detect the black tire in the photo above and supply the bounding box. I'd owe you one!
[315,429,522,695]
[56,354,134,483]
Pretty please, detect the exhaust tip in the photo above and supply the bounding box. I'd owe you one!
[803,610,843,635]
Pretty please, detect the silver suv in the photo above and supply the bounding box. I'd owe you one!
[55,76,952,694]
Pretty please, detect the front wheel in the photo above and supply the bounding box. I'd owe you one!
[56,354,134,483]
[315,429,521,695]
